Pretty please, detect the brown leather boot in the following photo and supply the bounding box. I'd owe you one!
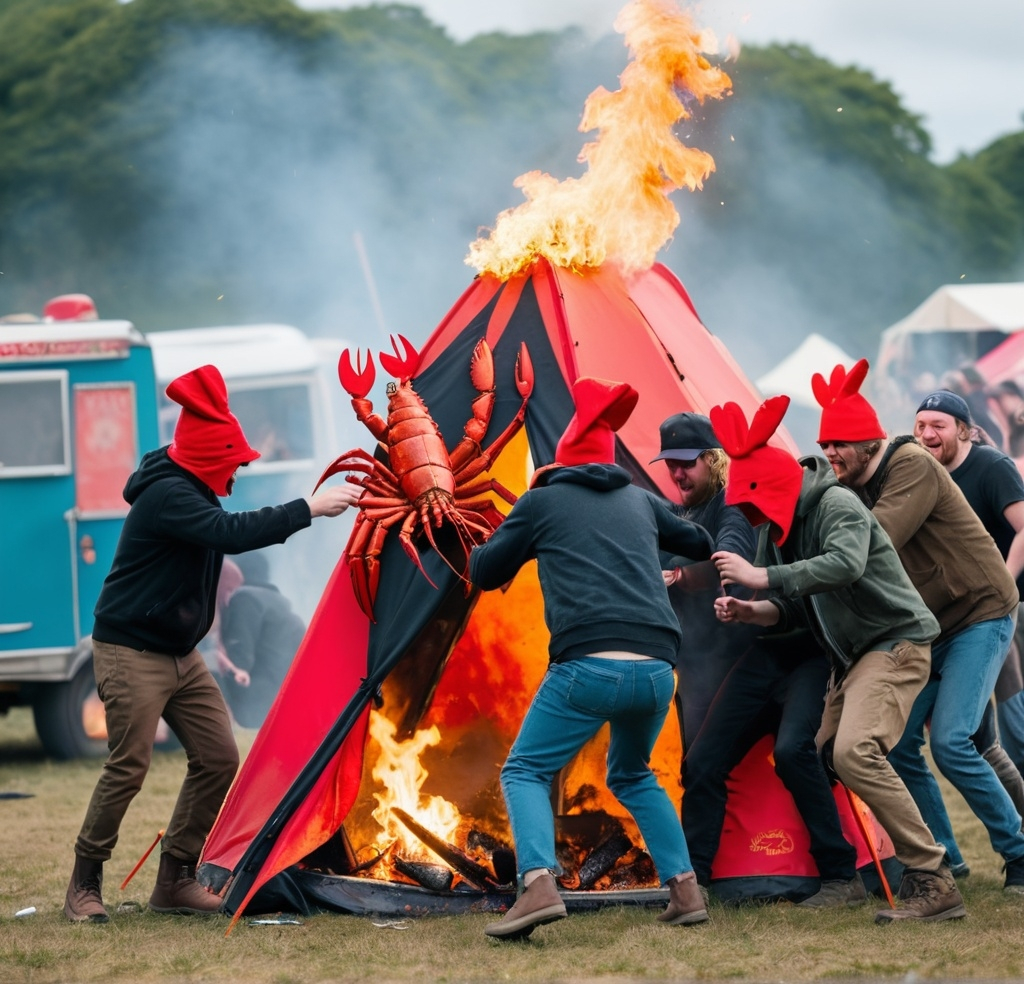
[657,872,709,925]
[875,865,966,923]
[148,852,223,915]
[64,854,109,923]
[484,872,567,940]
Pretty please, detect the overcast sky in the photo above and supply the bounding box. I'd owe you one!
[296,0,1024,162]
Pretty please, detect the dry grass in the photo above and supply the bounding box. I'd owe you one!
[3,705,1024,984]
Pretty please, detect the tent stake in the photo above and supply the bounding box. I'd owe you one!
[121,829,164,890]
[843,787,895,908]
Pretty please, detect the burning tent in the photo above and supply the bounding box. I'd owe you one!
[198,0,897,924]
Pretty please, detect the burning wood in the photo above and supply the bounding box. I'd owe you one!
[392,807,502,891]
[577,832,634,889]
[393,858,454,892]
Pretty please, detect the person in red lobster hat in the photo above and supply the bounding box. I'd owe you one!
[708,395,966,924]
[469,376,715,940]
[64,365,360,924]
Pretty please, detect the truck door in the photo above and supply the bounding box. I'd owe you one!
[0,369,77,652]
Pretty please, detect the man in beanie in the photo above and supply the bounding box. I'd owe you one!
[914,389,1024,862]
[814,360,1024,895]
[652,411,756,751]
[709,395,962,924]
[655,414,858,907]
[65,365,360,923]
[470,378,715,940]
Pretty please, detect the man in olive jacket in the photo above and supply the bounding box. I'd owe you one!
[709,396,963,924]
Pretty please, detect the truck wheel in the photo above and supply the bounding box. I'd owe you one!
[32,655,181,760]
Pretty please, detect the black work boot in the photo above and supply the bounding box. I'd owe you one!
[64,854,109,923]
[148,852,223,915]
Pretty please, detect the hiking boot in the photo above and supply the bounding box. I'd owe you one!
[484,872,566,940]
[797,873,867,908]
[874,865,966,924]
[64,854,109,923]
[657,872,709,925]
[148,853,223,915]
[1003,854,1024,895]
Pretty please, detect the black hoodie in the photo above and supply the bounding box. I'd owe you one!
[92,448,311,657]
[469,463,713,665]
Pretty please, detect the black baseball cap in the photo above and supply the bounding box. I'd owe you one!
[650,412,721,463]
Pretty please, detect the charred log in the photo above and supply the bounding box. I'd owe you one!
[605,848,658,889]
[577,832,633,890]
[393,858,455,892]
[392,808,501,891]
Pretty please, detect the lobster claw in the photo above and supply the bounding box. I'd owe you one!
[339,349,375,399]
[379,334,420,381]
[515,342,534,401]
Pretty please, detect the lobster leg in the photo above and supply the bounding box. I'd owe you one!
[454,477,518,506]
[313,448,377,494]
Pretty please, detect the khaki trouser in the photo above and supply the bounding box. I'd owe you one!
[75,641,238,862]
[816,640,946,872]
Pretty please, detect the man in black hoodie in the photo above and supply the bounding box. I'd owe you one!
[469,377,714,941]
[64,364,359,924]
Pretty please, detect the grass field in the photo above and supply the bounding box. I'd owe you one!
[3,705,1024,984]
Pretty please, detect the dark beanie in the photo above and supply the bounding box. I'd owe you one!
[917,390,972,426]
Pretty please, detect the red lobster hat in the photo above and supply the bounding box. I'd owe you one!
[710,396,804,545]
[531,377,639,487]
[167,364,260,496]
[813,358,886,444]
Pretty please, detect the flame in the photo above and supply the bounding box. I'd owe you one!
[368,711,461,861]
[466,0,732,280]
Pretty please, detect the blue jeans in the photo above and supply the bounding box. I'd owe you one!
[500,657,691,884]
[889,615,1024,863]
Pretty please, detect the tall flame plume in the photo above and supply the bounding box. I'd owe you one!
[466,0,732,280]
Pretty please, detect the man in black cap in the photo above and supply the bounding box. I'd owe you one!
[653,413,861,907]
[652,412,756,750]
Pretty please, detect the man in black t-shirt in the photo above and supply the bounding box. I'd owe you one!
[915,389,1024,861]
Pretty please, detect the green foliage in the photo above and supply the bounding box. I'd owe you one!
[0,0,1020,362]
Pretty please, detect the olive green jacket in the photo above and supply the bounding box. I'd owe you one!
[763,457,939,673]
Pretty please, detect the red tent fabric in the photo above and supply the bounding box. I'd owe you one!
[200,259,892,919]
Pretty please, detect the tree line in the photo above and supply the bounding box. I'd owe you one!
[1,0,1021,366]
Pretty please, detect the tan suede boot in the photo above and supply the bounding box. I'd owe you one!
[148,852,223,915]
[64,854,109,923]
[657,872,709,925]
[484,872,567,940]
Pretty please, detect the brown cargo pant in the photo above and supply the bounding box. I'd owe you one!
[74,641,239,863]
[816,640,947,872]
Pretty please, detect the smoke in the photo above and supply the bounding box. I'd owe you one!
[112,25,620,346]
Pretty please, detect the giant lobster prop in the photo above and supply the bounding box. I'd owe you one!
[315,335,533,621]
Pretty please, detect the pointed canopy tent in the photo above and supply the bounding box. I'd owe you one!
[756,334,857,410]
[756,333,857,455]
[199,259,890,921]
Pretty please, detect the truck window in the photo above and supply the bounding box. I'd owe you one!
[157,380,316,466]
[0,370,71,476]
